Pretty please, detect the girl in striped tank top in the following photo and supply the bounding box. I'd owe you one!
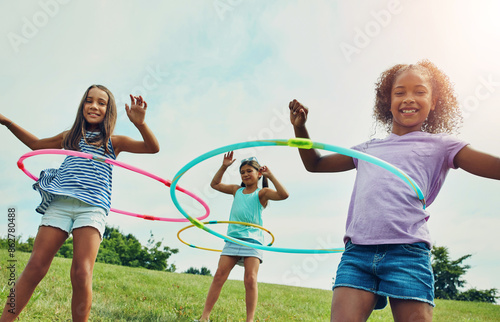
[0,85,159,321]
[199,152,289,322]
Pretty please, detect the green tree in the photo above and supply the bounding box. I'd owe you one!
[56,238,73,258]
[96,227,178,272]
[0,235,34,252]
[1,228,178,273]
[141,232,178,271]
[456,288,498,303]
[184,266,212,276]
[431,245,498,303]
[17,237,35,253]
[431,245,471,300]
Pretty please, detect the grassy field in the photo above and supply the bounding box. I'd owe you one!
[0,250,499,321]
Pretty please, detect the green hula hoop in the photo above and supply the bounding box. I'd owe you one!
[169,138,426,254]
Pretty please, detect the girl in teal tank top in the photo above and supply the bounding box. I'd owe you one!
[198,152,289,322]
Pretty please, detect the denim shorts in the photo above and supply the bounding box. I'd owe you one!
[40,195,107,239]
[221,239,263,266]
[333,240,435,309]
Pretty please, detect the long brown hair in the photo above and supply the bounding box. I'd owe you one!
[240,160,268,188]
[63,84,117,153]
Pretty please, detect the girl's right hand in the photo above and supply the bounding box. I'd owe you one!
[223,151,235,167]
[289,99,309,127]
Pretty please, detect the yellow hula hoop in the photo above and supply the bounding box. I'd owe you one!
[177,220,275,252]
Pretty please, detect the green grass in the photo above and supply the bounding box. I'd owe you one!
[1,250,499,321]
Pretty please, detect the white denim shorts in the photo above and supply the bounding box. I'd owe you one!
[40,195,106,239]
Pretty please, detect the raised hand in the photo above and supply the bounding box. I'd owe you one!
[258,165,289,203]
[222,151,236,167]
[289,99,309,128]
[125,95,148,126]
[259,165,272,178]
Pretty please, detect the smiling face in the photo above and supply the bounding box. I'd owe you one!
[83,87,109,130]
[390,69,436,135]
[240,164,261,187]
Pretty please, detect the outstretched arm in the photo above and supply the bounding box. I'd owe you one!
[454,145,500,180]
[258,166,289,207]
[0,113,64,150]
[210,151,241,195]
[112,95,160,156]
[289,99,355,173]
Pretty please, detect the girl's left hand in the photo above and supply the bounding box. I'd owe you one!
[125,95,147,126]
[259,166,272,177]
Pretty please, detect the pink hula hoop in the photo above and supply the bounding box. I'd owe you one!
[17,149,210,222]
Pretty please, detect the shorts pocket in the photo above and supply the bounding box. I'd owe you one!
[344,240,357,252]
[402,243,431,257]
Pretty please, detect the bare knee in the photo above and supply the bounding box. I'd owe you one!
[212,269,230,287]
[244,273,257,290]
[70,264,93,287]
[22,256,53,282]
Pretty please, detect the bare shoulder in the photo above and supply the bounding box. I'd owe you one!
[111,135,133,155]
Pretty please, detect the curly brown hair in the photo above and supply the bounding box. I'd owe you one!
[373,59,462,134]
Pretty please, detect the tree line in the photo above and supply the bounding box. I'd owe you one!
[1,226,210,275]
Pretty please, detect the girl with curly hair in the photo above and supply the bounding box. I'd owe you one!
[289,60,500,321]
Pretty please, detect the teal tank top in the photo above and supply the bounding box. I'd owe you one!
[227,187,264,244]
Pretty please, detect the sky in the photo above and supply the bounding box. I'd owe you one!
[1,0,499,300]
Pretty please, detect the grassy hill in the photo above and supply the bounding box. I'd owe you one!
[1,250,499,321]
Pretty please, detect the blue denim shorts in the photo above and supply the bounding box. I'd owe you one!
[333,240,435,309]
[221,239,263,266]
[40,195,107,239]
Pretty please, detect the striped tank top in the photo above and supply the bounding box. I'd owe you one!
[33,131,116,215]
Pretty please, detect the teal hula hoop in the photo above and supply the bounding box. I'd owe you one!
[169,138,426,254]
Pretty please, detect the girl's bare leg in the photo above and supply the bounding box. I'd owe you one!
[243,257,260,322]
[200,255,238,321]
[70,227,101,322]
[0,226,68,322]
[330,286,378,322]
[389,298,433,322]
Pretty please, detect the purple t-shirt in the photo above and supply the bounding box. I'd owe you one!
[345,131,468,247]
